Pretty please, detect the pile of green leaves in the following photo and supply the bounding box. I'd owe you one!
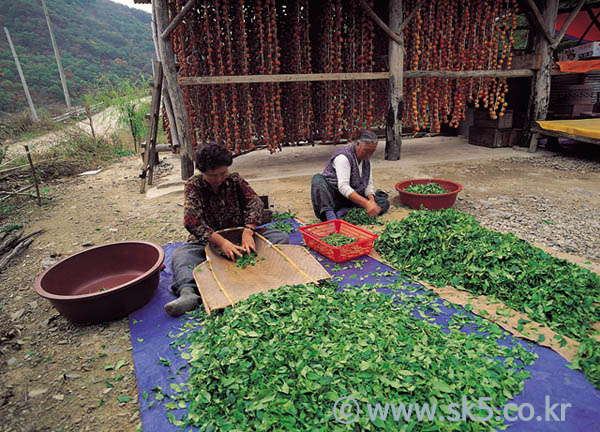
[374,209,600,343]
[572,337,600,388]
[403,182,448,194]
[272,211,297,221]
[321,233,355,247]
[270,221,295,233]
[179,282,535,430]
[342,207,383,225]
[235,252,264,269]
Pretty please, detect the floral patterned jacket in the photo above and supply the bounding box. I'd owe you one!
[183,172,263,243]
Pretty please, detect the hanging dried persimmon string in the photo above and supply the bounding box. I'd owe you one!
[164,0,517,152]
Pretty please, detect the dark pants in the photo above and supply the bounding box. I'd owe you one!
[310,174,390,221]
[170,228,290,296]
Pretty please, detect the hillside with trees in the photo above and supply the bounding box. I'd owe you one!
[0,0,153,114]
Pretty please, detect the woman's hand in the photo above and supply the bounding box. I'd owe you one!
[241,228,256,254]
[365,200,381,218]
[221,240,244,261]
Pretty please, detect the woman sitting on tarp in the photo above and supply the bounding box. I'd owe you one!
[311,129,390,221]
[166,141,289,317]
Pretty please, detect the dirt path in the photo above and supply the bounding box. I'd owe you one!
[1,138,599,431]
[4,107,121,160]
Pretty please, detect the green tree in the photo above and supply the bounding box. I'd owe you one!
[0,0,153,113]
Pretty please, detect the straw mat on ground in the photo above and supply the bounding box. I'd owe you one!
[193,228,330,313]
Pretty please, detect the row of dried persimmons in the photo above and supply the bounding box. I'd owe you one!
[164,0,518,153]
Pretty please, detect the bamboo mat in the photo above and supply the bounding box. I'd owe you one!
[193,228,331,314]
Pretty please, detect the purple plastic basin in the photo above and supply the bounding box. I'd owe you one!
[35,241,165,323]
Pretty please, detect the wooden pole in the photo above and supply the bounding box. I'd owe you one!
[551,0,586,49]
[140,61,163,193]
[24,145,41,206]
[154,0,195,180]
[386,0,403,161]
[398,0,427,33]
[147,63,164,186]
[525,0,555,44]
[526,0,559,153]
[4,27,38,122]
[359,0,401,45]
[160,0,200,40]
[41,0,71,108]
[151,9,180,149]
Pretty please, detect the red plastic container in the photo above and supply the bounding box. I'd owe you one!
[299,219,378,262]
[395,178,462,210]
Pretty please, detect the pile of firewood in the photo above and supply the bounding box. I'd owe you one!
[0,229,43,272]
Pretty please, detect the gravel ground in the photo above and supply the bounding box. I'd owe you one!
[454,154,600,262]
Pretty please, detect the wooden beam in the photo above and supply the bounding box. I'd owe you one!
[558,1,600,14]
[586,6,600,33]
[525,0,555,44]
[154,0,195,179]
[179,72,391,85]
[141,143,172,152]
[358,0,401,45]
[511,54,542,70]
[179,69,542,86]
[551,0,586,49]
[160,0,199,40]
[578,7,600,44]
[0,157,64,180]
[404,69,535,78]
[386,0,403,161]
[398,0,427,33]
[531,124,600,146]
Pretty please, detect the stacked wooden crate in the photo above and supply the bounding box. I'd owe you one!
[468,110,520,148]
[549,72,600,119]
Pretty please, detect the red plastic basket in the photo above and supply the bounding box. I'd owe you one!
[299,219,378,262]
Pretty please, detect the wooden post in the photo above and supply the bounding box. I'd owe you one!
[151,10,181,149]
[147,63,164,186]
[525,0,558,153]
[386,0,403,161]
[24,145,41,206]
[4,27,38,122]
[551,0,586,49]
[154,0,195,179]
[140,61,163,193]
[41,0,71,108]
